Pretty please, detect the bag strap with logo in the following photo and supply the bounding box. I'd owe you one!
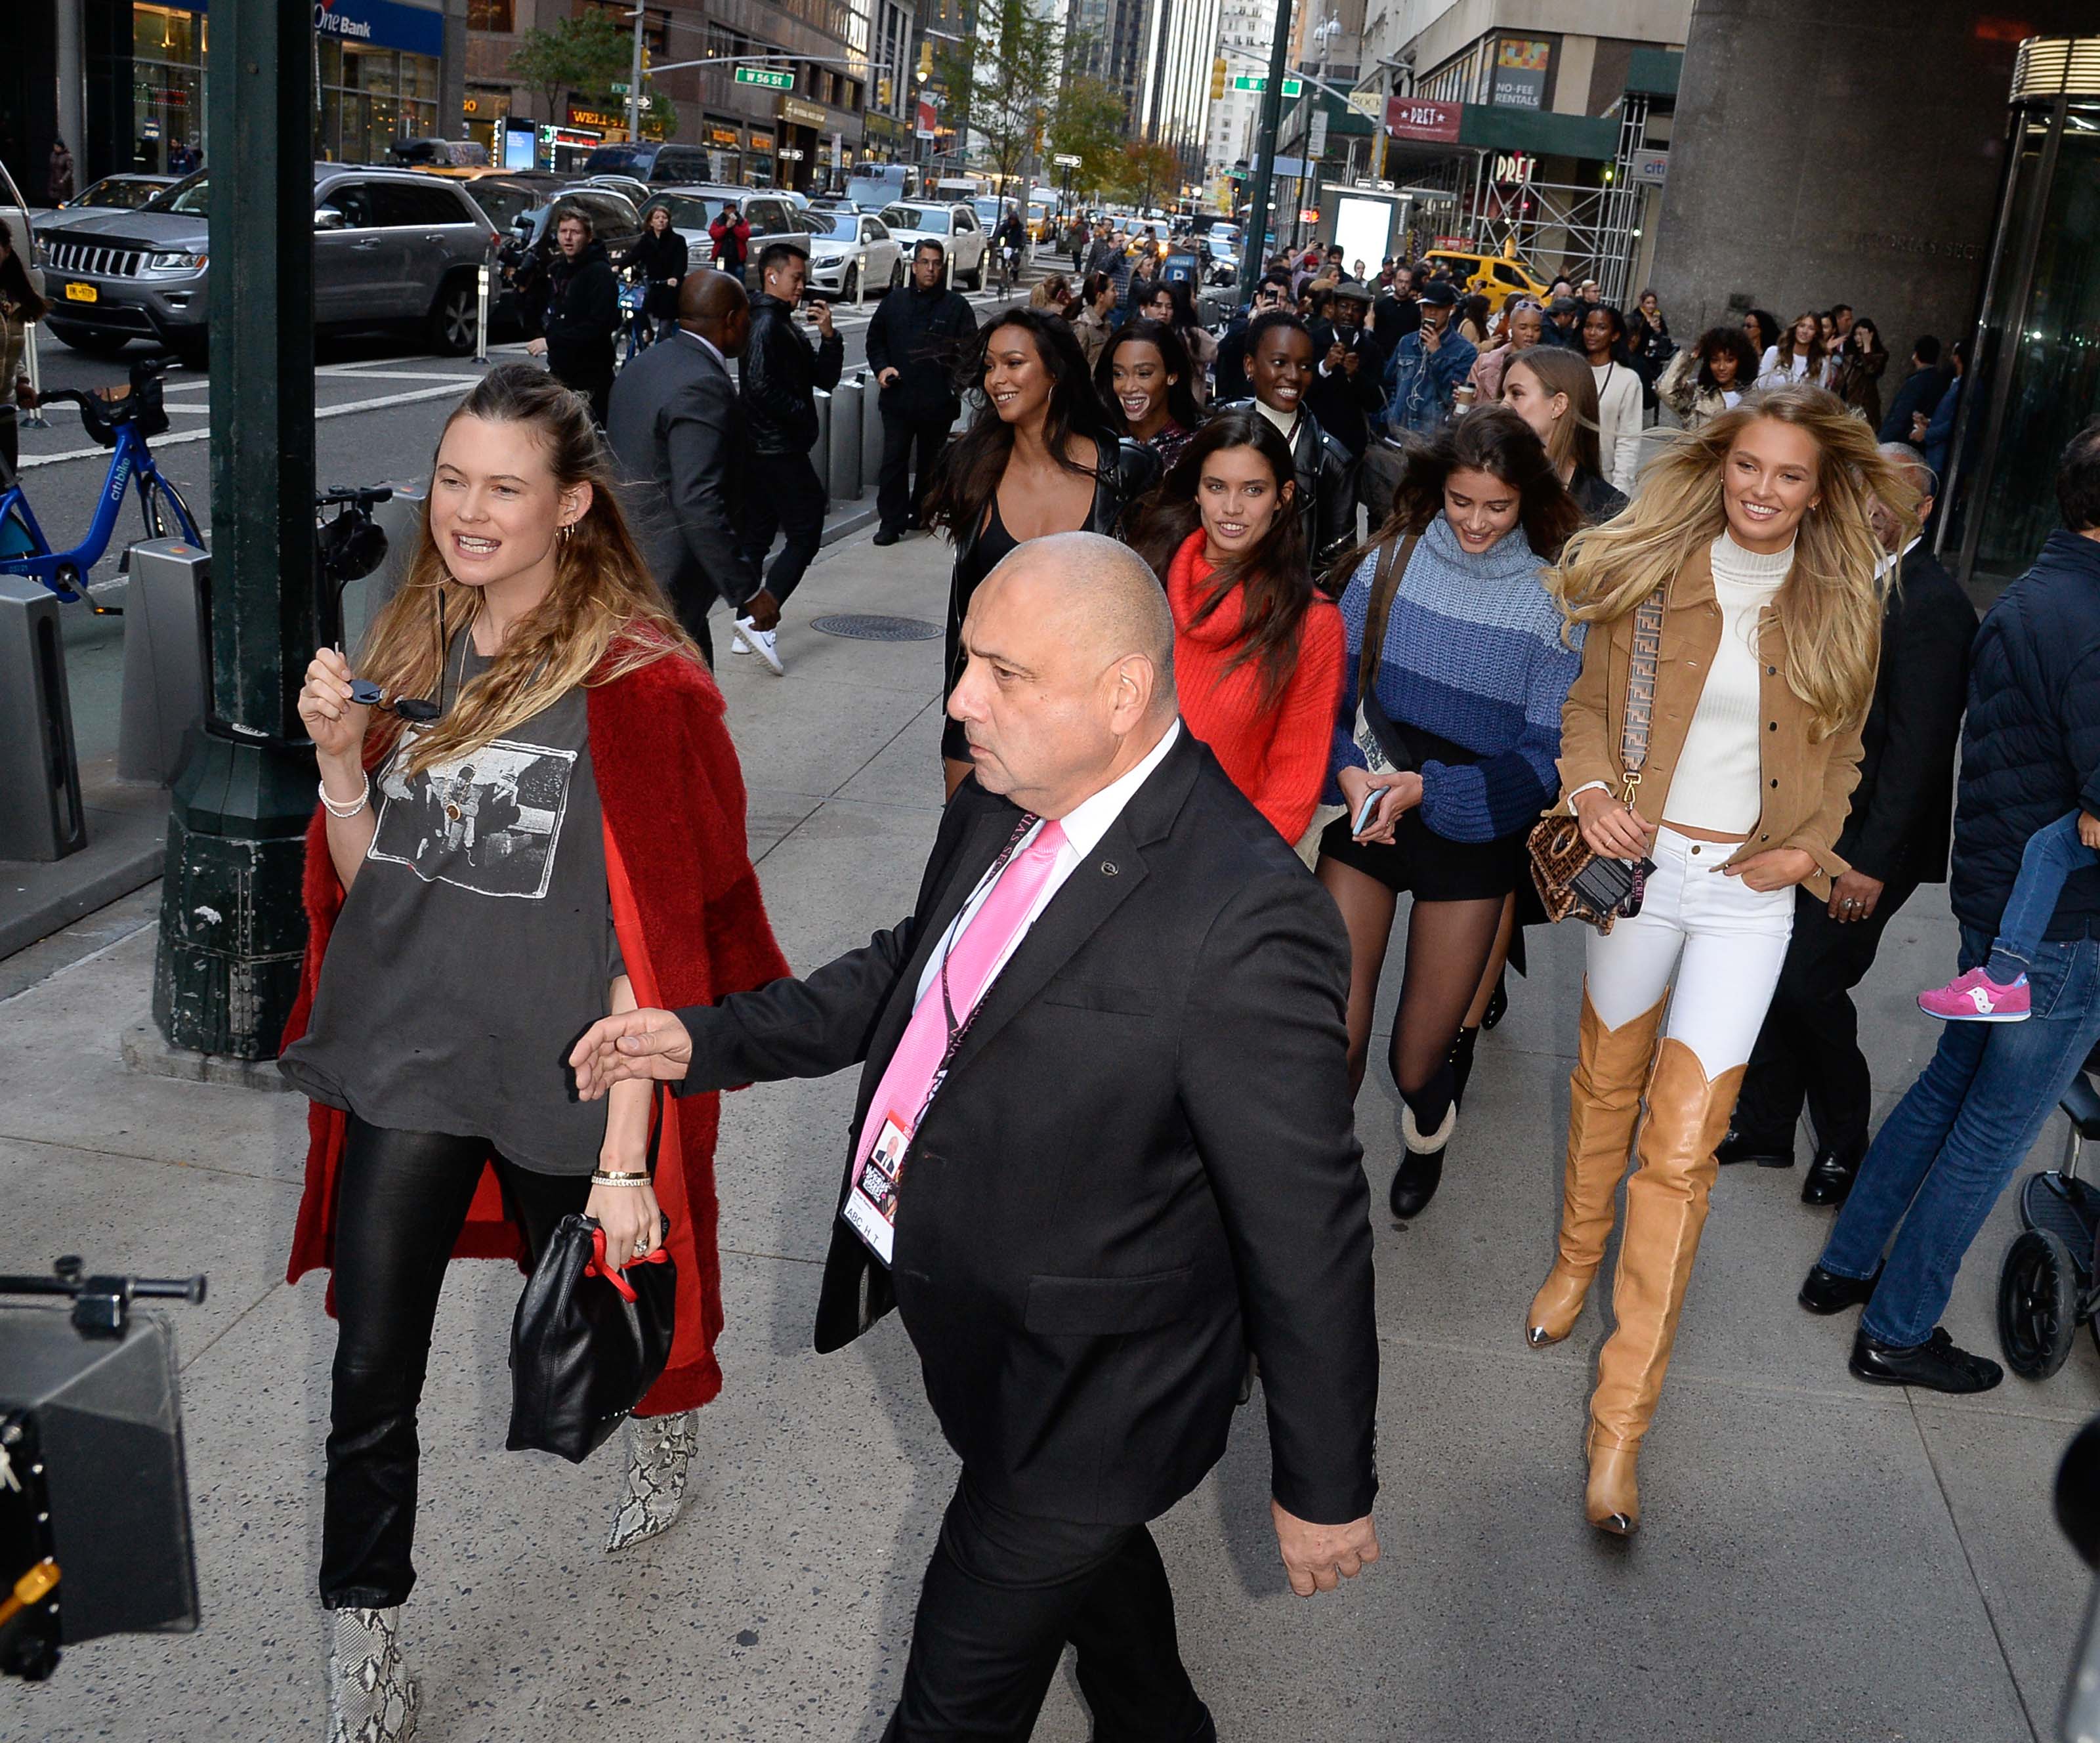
[1614,586,1668,806]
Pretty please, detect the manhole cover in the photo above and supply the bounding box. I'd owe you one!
[811,614,943,642]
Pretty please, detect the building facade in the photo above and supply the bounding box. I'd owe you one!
[1205,0,1277,180]
[1069,0,1219,178]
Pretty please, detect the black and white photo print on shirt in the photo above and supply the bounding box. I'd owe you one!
[369,728,577,899]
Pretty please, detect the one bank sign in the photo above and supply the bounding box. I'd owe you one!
[314,0,444,58]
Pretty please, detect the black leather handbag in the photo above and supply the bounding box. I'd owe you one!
[507,1213,676,1464]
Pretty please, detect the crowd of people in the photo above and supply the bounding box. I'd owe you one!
[281,224,2100,1742]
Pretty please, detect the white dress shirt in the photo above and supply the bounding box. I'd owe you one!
[678,327,726,371]
[912,722,1182,1007]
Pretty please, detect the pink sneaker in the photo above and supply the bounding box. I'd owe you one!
[1918,967,2031,1022]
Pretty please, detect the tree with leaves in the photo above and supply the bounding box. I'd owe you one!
[1107,140,1183,213]
[933,0,1064,194]
[1047,76,1127,201]
[507,10,631,126]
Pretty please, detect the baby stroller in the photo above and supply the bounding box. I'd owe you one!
[1998,1052,2100,1378]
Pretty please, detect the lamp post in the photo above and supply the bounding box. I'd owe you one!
[1238,0,1296,303]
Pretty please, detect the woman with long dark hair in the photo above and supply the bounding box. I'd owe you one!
[1097,317,1202,471]
[1658,325,1759,431]
[1742,308,1781,364]
[1830,316,1889,429]
[1320,406,1584,1220]
[923,306,1160,794]
[1503,346,1628,524]
[1578,303,1644,494]
[1136,276,1219,405]
[1127,410,1343,845]
[278,364,788,1736]
[1526,385,1915,1536]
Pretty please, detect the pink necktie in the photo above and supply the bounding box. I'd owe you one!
[856,819,1068,1169]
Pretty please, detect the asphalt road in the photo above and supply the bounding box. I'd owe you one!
[18,280,1034,764]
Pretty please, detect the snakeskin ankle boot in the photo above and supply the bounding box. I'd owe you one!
[605,1408,698,1554]
[327,1605,418,1743]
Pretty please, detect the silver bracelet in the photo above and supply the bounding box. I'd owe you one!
[590,1169,650,1188]
[318,776,369,820]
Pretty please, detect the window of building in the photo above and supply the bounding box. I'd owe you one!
[467,0,514,30]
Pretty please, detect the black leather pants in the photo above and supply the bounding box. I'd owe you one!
[319,1117,588,1609]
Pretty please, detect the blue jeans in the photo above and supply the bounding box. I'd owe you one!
[1820,924,2100,1347]
[1986,811,2096,980]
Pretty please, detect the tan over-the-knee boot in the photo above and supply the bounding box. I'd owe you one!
[1584,1038,1744,1535]
[1524,989,1669,1348]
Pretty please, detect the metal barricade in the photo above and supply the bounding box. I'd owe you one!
[811,389,831,499]
[117,539,209,788]
[0,577,86,861]
[828,375,862,501]
[861,368,884,490]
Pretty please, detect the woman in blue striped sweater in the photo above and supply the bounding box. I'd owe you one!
[1322,406,1584,1219]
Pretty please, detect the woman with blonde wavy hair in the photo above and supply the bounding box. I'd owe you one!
[276,364,789,1740]
[1521,383,1915,1537]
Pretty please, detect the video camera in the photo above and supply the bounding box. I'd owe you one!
[0,1259,206,1681]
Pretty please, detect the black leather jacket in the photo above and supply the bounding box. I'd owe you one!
[1213,398,1356,573]
[740,292,845,455]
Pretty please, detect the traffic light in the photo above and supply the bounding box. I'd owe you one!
[917,38,934,80]
[1211,56,1227,100]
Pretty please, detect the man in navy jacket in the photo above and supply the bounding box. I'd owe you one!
[1803,424,2100,1393]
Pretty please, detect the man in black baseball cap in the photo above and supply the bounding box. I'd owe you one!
[1544,294,1584,348]
[1382,276,1477,436]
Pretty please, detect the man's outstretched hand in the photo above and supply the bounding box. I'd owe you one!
[569,1008,694,1098]
[1272,1500,1381,1597]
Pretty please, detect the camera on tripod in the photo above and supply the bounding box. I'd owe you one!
[0,1258,206,1681]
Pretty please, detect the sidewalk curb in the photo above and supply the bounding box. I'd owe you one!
[0,834,165,963]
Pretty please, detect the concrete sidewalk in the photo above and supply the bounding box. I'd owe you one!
[1,522,2094,1742]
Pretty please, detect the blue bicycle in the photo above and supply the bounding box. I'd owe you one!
[0,358,203,612]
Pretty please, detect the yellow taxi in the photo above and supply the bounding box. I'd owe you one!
[1420,243,1550,314]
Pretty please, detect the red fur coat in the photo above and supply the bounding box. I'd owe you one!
[282,643,790,1416]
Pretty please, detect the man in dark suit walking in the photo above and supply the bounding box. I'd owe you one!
[606,270,778,665]
[572,533,1381,1740]
[868,240,977,546]
[1720,444,1977,1204]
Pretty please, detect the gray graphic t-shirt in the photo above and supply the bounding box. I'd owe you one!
[280,640,621,1175]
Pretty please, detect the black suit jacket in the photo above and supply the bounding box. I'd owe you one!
[605,332,763,616]
[675,732,1379,1528]
[1838,545,1977,885]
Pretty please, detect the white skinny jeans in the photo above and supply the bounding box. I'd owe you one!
[1585,826,1797,1078]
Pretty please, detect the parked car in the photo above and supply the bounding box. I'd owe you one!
[631,186,809,293]
[390,138,489,169]
[876,200,989,289]
[801,208,900,300]
[495,187,644,330]
[36,164,501,364]
[35,173,179,230]
[585,173,653,208]
[432,171,566,236]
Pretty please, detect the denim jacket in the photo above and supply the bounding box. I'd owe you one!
[1383,326,1478,438]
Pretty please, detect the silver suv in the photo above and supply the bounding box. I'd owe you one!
[37,163,499,364]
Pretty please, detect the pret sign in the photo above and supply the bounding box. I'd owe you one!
[1385,96,1461,144]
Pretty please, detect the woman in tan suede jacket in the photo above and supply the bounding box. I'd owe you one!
[1525,384,1916,1538]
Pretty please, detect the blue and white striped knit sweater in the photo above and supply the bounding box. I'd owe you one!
[1328,512,1585,843]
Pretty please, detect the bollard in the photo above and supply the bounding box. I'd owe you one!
[0,576,86,860]
[343,484,429,655]
[21,324,49,429]
[811,388,831,498]
[475,262,490,364]
[861,368,883,490]
[117,538,210,786]
[828,375,862,502]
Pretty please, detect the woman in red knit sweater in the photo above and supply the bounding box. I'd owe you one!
[1129,408,1345,847]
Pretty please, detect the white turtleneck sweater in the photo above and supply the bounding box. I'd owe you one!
[1662,532,1796,833]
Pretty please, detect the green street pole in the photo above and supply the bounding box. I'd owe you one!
[151,0,318,1059]
[1239,0,1297,304]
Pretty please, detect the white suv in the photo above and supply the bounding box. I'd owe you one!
[876,201,989,291]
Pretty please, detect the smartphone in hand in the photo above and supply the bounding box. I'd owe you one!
[1353,789,1383,835]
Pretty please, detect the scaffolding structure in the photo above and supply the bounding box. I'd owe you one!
[1462,95,1650,304]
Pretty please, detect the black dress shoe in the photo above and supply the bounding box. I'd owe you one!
[1801,1140,1866,1206]
[1716,1127,1794,1168]
[1389,1148,1443,1218]
[1799,1259,1881,1315]
[872,526,901,547]
[1849,1326,2004,1393]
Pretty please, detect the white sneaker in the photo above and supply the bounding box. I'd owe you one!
[733,617,784,675]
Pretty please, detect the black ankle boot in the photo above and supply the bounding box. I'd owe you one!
[1390,1078,1456,1219]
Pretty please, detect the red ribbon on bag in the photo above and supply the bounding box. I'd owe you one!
[586,1223,673,1304]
